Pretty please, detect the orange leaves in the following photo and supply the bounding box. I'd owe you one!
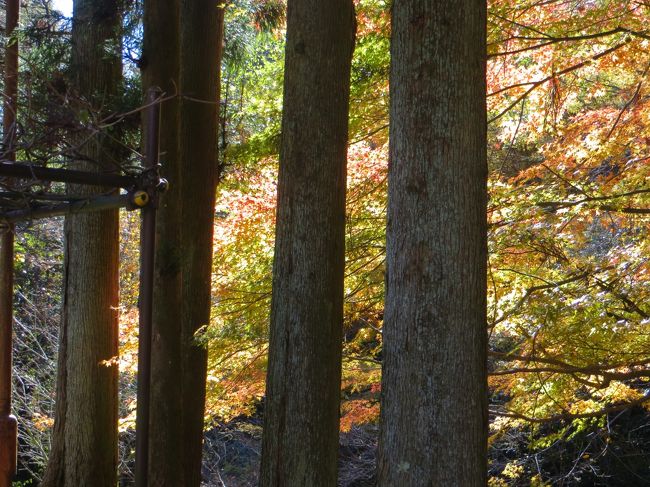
[340,381,380,432]
[207,373,267,421]
[354,0,390,37]
[205,346,268,422]
[31,412,55,432]
[340,399,380,432]
[215,160,278,247]
[347,142,387,190]
[487,0,648,138]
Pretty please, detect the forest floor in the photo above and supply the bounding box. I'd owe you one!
[200,417,377,487]
[194,406,650,487]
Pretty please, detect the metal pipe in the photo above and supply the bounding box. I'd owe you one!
[0,161,138,189]
[0,194,133,223]
[0,0,19,484]
[135,87,162,487]
[0,228,16,487]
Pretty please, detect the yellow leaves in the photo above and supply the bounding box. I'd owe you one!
[530,474,551,487]
[118,308,140,375]
[489,416,519,450]
[489,462,551,487]
[119,403,137,433]
[488,478,508,487]
[593,381,643,404]
[204,344,268,422]
[206,376,266,422]
[32,412,54,432]
[501,461,525,479]
[98,356,119,368]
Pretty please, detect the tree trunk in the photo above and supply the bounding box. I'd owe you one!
[179,1,224,485]
[377,1,488,486]
[142,2,224,485]
[259,1,356,485]
[42,0,122,485]
[141,1,184,485]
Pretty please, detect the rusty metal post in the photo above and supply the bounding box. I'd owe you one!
[0,0,19,485]
[135,87,162,487]
[0,230,16,487]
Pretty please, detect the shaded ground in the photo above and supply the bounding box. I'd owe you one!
[199,407,650,487]
[201,418,377,487]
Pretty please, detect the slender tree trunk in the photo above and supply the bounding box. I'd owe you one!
[179,2,224,485]
[377,1,488,486]
[141,1,184,485]
[42,1,122,485]
[259,1,356,485]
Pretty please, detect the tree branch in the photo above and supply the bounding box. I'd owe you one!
[488,41,631,124]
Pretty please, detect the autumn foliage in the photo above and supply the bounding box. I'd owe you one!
[8,0,650,484]
[199,0,650,483]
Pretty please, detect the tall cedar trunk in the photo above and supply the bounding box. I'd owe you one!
[141,1,183,485]
[259,1,356,485]
[179,2,224,485]
[142,2,223,485]
[41,0,122,485]
[377,1,488,486]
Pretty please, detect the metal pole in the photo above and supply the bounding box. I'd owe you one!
[0,229,16,487]
[135,87,161,487]
[0,0,19,484]
[0,193,135,223]
[0,161,138,189]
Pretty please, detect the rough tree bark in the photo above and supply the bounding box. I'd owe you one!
[377,1,488,486]
[140,1,184,485]
[259,1,356,485]
[41,0,122,485]
[142,2,224,485]
[179,1,224,485]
